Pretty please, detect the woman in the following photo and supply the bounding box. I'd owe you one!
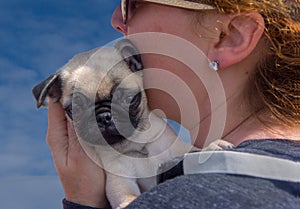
[47,0,300,208]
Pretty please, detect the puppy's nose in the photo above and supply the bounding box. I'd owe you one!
[97,112,112,127]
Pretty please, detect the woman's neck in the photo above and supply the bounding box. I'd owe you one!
[224,115,300,145]
[190,90,300,148]
[192,111,300,148]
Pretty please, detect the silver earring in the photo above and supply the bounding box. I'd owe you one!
[209,61,219,71]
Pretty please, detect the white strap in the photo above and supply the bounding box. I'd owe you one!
[183,151,300,182]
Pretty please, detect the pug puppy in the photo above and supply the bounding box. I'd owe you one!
[32,39,233,209]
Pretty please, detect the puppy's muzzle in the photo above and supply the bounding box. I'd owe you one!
[93,95,141,145]
[95,102,126,144]
[95,102,113,128]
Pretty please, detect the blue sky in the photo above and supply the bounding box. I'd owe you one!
[0,1,121,208]
[0,1,190,208]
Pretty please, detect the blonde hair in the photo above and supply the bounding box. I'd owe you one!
[202,0,300,125]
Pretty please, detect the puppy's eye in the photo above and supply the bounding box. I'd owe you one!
[65,105,73,120]
[129,92,141,109]
[125,95,134,105]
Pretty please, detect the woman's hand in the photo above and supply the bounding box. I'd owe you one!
[47,101,108,208]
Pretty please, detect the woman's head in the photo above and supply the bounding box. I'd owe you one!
[206,0,300,126]
[111,0,299,128]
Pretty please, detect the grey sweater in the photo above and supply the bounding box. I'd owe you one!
[63,139,300,209]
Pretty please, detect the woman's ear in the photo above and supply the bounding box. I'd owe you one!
[208,12,265,69]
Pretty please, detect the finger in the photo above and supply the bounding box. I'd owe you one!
[47,100,68,166]
[67,120,84,157]
[66,121,102,167]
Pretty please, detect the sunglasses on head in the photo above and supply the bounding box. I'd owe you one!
[121,0,215,24]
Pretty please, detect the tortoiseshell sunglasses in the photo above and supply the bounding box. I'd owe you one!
[121,0,215,24]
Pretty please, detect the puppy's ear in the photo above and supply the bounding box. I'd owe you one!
[32,73,62,108]
[115,39,143,72]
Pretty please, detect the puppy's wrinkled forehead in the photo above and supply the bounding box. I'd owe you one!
[61,47,141,101]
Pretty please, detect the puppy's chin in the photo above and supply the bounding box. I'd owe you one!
[76,128,127,146]
[100,131,127,146]
[74,119,135,146]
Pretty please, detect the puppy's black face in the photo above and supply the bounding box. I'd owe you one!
[66,84,144,146]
